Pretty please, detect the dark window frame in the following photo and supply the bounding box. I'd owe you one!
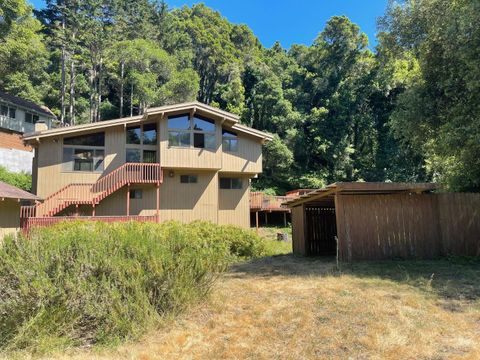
[168,113,216,150]
[219,177,243,190]
[180,174,198,184]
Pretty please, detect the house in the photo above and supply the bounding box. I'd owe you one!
[0,91,56,174]
[22,102,273,228]
[0,181,39,239]
[284,182,480,261]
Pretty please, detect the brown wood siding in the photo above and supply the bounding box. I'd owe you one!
[0,130,32,151]
[437,193,480,256]
[335,193,480,261]
[0,199,20,239]
[291,204,305,255]
[221,135,262,174]
[218,175,250,228]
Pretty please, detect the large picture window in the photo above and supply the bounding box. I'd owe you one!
[62,132,105,172]
[126,123,157,163]
[168,114,216,150]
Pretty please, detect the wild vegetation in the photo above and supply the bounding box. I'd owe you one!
[0,0,478,192]
[0,166,32,191]
[0,221,266,355]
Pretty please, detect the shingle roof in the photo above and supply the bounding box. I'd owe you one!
[0,90,56,118]
[0,181,40,201]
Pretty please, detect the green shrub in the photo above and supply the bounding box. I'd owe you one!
[0,166,32,191]
[0,221,264,354]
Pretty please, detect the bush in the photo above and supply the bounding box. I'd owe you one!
[0,221,264,354]
[0,166,32,191]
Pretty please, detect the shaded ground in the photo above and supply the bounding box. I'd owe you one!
[48,255,480,359]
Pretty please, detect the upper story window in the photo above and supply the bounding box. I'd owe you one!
[126,123,157,145]
[168,113,216,150]
[222,129,238,152]
[62,132,105,172]
[1,105,16,119]
[219,177,243,190]
[25,113,39,124]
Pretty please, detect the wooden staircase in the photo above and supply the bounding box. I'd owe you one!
[21,163,162,218]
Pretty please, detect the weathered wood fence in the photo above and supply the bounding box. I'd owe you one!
[336,193,480,261]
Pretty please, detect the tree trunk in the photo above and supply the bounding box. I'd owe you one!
[119,61,124,118]
[69,57,75,125]
[97,57,103,122]
[60,16,66,124]
[130,83,134,117]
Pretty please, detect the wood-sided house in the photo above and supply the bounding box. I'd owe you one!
[22,102,273,228]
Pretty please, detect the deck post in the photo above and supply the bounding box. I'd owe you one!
[265,212,268,226]
[255,211,259,233]
[126,184,130,216]
[283,212,287,227]
[92,203,95,217]
[75,204,79,217]
[156,183,160,223]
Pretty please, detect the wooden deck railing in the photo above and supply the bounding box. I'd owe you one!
[22,215,157,233]
[22,163,162,218]
[250,192,290,212]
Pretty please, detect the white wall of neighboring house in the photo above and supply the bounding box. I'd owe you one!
[0,147,34,173]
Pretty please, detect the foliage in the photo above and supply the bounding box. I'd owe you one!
[0,221,265,354]
[1,0,478,192]
[0,166,32,191]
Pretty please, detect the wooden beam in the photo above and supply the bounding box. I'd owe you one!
[126,185,130,216]
[255,211,259,233]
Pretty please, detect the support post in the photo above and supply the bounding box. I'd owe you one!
[265,212,268,226]
[283,212,287,227]
[255,211,259,233]
[75,204,79,217]
[156,184,160,223]
[126,184,130,216]
[92,204,95,217]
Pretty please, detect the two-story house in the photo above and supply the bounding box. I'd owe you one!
[0,91,56,174]
[22,102,272,228]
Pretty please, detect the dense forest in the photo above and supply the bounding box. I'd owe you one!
[0,0,478,193]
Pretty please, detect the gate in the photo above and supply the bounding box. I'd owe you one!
[305,206,337,256]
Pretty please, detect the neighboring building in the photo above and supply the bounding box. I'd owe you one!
[0,91,56,173]
[0,181,39,239]
[22,102,272,228]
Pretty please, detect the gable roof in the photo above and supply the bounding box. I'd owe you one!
[0,90,56,118]
[0,181,40,201]
[23,101,273,142]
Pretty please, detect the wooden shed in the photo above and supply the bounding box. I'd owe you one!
[0,181,39,239]
[284,182,480,261]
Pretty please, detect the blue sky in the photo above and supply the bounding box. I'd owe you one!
[29,0,387,49]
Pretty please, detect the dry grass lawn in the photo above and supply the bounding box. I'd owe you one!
[44,255,480,360]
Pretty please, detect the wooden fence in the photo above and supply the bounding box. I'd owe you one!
[335,193,480,261]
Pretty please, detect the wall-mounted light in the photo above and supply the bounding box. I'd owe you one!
[169,170,175,178]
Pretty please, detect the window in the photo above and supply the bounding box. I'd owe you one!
[62,132,105,172]
[64,132,105,146]
[126,149,141,163]
[62,148,104,172]
[129,189,143,199]
[143,123,157,145]
[222,129,238,152]
[143,150,156,163]
[168,113,216,150]
[126,126,141,144]
[25,113,39,124]
[1,105,17,119]
[180,175,198,184]
[219,177,242,189]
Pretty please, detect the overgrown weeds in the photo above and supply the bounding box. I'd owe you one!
[0,220,265,355]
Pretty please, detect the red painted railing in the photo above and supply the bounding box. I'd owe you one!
[250,192,290,211]
[22,215,157,233]
[22,163,162,218]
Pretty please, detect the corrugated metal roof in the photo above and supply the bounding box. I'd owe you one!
[0,181,40,201]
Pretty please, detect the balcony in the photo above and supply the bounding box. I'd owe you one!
[0,115,35,133]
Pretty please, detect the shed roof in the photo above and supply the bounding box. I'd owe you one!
[0,181,40,201]
[0,90,56,118]
[23,101,274,142]
[283,182,438,207]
